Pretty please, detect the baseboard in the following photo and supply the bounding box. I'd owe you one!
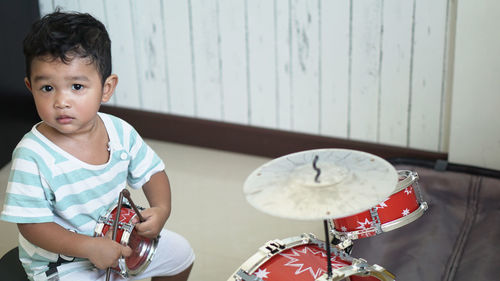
[100,105,448,161]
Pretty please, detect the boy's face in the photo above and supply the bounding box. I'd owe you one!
[25,56,117,136]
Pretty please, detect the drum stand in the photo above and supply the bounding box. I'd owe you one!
[317,220,356,281]
[317,222,376,281]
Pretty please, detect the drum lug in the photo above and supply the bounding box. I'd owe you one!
[351,258,369,270]
[262,240,286,255]
[235,269,263,281]
[369,208,383,235]
[118,258,129,277]
[97,215,134,233]
[122,223,134,233]
[421,201,428,211]
[332,237,353,255]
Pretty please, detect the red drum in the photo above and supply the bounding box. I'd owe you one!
[332,170,428,240]
[94,203,158,277]
[227,233,395,281]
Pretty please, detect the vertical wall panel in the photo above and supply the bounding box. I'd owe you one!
[38,0,54,16]
[130,0,169,113]
[449,0,500,169]
[275,0,292,130]
[350,0,382,142]
[247,0,277,128]
[163,0,196,116]
[190,0,222,120]
[290,0,320,134]
[53,0,80,11]
[104,0,141,110]
[38,0,453,153]
[78,0,116,106]
[78,0,106,22]
[409,0,447,151]
[77,0,108,41]
[319,0,350,138]
[439,0,455,153]
[218,0,248,124]
[378,1,413,146]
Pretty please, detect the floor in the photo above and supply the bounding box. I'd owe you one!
[0,139,323,281]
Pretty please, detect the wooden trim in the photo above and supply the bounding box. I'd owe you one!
[100,105,448,161]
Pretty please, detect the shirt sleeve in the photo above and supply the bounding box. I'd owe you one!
[1,147,55,224]
[126,125,165,189]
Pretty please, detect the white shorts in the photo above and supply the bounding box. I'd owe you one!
[55,229,194,281]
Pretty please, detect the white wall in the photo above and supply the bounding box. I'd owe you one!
[39,0,451,153]
[448,0,500,170]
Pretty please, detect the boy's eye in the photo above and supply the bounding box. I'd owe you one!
[41,85,53,92]
[72,84,84,91]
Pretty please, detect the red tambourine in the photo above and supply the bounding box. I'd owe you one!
[94,203,158,277]
[332,170,428,240]
[227,233,395,281]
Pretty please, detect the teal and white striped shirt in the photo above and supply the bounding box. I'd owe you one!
[1,112,165,280]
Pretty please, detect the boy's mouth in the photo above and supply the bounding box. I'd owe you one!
[56,115,74,124]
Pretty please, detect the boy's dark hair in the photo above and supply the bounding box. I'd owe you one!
[23,10,111,84]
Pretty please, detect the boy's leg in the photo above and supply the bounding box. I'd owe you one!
[152,263,193,281]
[59,229,194,281]
[132,229,195,281]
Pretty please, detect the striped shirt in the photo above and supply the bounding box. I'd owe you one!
[0,112,165,280]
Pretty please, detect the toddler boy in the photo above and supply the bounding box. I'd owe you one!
[1,11,194,281]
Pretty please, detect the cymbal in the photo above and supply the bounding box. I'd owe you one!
[243,149,398,220]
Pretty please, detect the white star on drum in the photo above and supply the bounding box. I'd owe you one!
[254,268,270,279]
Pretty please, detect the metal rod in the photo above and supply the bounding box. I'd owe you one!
[106,191,124,281]
[323,219,333,279]
[121,189,145,222]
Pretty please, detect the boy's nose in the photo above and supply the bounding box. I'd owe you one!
[54,92,71,109]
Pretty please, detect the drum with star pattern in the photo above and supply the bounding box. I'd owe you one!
[331,170,428,240]
[227,233,395,281]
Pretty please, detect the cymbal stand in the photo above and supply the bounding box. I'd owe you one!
[323,219,333,279]
[314,155,333,279]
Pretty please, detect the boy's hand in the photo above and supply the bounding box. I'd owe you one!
[18,222,133,270]
[133,206,168,238]
[87,236,132,269]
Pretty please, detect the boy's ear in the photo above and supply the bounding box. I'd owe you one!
[24,77,33,92]
[101,74,118,103]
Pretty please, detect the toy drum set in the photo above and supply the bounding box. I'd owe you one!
[94,189,159,280]
[228,149,428,281]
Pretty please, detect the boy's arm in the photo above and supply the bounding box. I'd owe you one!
[134,171,172,238]
[18,222,132,269]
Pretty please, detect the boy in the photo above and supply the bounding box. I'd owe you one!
[0,11,194,281]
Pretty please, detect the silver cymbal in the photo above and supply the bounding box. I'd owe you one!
[243,149,398,220]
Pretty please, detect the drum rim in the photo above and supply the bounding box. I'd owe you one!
[126,235,159,276]
[394,170,419,193]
